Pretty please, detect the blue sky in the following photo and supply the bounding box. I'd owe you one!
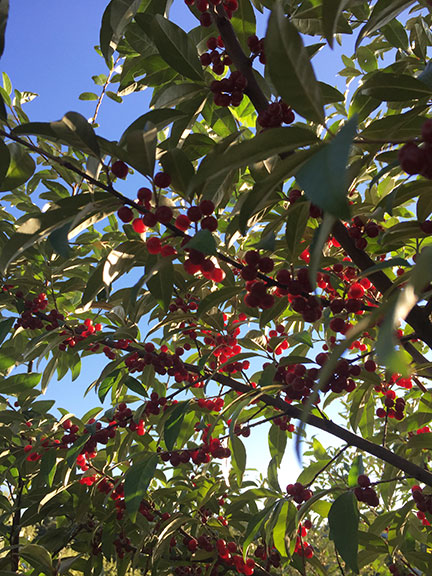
[0,1,356,484]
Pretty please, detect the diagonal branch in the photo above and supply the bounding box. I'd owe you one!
[213,10,432,352]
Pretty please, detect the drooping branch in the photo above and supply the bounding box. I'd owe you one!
[212,10,432,352]
[186,364,432,487]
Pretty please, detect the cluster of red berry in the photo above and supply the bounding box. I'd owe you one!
[199,35,231,75]
[14,291,60,331]
[59,317,103,350]
[294,519,314,559]
[376,389,405,420]
[254,545,281,569]
[257,99,295,129]
[398,119,432,178]
[286,481,313,506]
[388,562,415,576]
[210,71,248,107]
[125,342,191,382]
[215,539,255,575]
[273,415,295,432]
[354,474,379,507]
[411,485,432,517]
[247,34,265,64]
[184,0,239,26]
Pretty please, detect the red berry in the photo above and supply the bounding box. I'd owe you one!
[398,142,426,175]
[422,119,432,143]
[199,12,212,26]
[155,205,173,224]
[199,199,215,215]
[146,237,162,254]
[132,218,147,234]
[364,359,376,372]
[175,214,191,231]
[154,172,171,188]
[187,206,202,222]
[117,206,133,223]
[111,160,128,179]
[357,474,370,487]
[137,187,152,203]
[201,216,218,231]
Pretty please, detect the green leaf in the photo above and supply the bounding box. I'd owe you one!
[66,434,91,467]
[100,0,141,67]
[0,91,7,120]
[20,544,53,574]
[328,492,359,574]
[376,295,412,376]
[52,111,100,158]
[322,0,349,48]
[381,19,408,51]
[242,505,274,556]
[296,117,357,219]
[48,222,72,258]
[160,148,194,196]
[360,73,431,101]
[268,422,287,467]
[147,15,203,81]
[98,369,121,402]
[147,258,174,311]
[0,138,9,186]
[285,201,310,263]
[231,0,256,52]
[0,192,119,274]
[198,286,240,316]
[124,454,158,522]
[348,455,364,487]
[0,143,34,192]
[356,0,414,50]
[164,401,190,451]
[266,1,324,122]
[123,124,157,176]
[183,229,217,255]
[273,500,297,556]
[193,126,318,191]
[0,0,8,59]
[119,109,186,146]
[0,373,40,395]
[0,318,13,345]
[230,434,247,484]
[123,374,147,396]
[79,92,99,101]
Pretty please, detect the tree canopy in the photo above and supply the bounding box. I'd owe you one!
[1,1,432,575]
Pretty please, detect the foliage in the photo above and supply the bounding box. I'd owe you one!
[2,1,432,575]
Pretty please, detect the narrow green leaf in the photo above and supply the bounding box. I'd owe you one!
[0,317,13,345]
[230,434,247,484]
[0,0,8,59]
[268,422,287,467]
[20,544,53,574]
[149,15,203,81]
[285,201,310,262]
[52,111,100,158]
[66,434,91,467]
[0,143,34,192]
[296,117,357,219]
[48,222,72,258]
[360,73,431,101]
[198,286,240,316]
[119,109,185,146]
[242,506,274,556]
[355,0,414,50]
[0,373,40,395]
[0,138,9,186]
[381,19,409,51]
[147,258,174,311]
[328,492,359,574]
[123,374,147,396]
[100,0,141,67]
[124,454,158,522]
[193,126,318,191]
[164,401,190,451]
[322,0,349,48]
[123,124,157,176]
[273,500,297,557]
[231,0,256,52]
[266,1,324,122]
[98,369,121,402]
[183,229,217,255]
[0,91,7,120]
[160,148,194,197]
[348,455,364,487]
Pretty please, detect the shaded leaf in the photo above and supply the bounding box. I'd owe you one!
[164,401,190,451]
[296,117,357,219]
[322,0,349,48]
[360,73,431,101]
[328,492,359,574]
[124,454,158,522]
[184,229,217,255]
[356,0,414,50]
[0,143,34,192]
[266,1,324,122]
[100,0,141,67]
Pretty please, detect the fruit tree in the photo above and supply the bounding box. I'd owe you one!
[2,1,432,575]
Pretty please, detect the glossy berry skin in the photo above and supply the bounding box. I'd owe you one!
[132,218,146,234]
[117,206,133,223]
[111,161,129,179]
[154,172,171,188]
[398,142,426,175]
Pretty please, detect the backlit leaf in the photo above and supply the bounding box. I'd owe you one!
[328,492,359,573]
[124,454,158,522]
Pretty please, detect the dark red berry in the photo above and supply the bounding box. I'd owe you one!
[111,161,128,179]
